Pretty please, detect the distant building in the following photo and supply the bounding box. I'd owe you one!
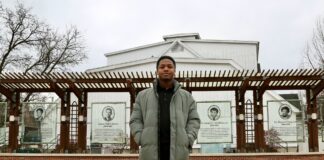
[89,33,259,72]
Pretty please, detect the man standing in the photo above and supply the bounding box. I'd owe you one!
[130,56,200,160]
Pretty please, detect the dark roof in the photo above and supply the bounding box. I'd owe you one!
[279,94,302,110]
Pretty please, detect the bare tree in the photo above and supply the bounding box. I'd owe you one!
[0,3,48,73]
[0,2,87,102]
[22,26,86,102]
[303,17,324,69]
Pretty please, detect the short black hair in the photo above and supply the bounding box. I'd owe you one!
[281,106,289,112]
[210,107,218,112]
[106,108,112,112]
[156,56,176,69]
[36,108,43,113]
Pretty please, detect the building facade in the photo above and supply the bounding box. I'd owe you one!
[86,33,305,153]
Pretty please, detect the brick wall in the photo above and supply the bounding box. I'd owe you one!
[1,153,324,160]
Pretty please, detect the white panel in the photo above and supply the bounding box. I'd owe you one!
[105,62,236,72]
[107,43,170,66]
[185,42,258,70]
[165,49,196,58]
[104,41,257,70]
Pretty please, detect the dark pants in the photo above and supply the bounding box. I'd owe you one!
[160,142,170,160]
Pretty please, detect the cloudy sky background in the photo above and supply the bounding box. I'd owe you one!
[2,0,324,71]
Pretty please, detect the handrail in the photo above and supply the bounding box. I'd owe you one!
[44,134,60,153]
[274,140,288,152]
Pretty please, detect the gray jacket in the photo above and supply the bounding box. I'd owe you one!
[130,80,200,160]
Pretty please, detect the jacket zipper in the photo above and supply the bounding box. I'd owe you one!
[154,81,180,160]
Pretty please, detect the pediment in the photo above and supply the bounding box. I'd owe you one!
[159,40,202,58]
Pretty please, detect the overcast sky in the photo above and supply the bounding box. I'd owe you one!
[2,0,324,71]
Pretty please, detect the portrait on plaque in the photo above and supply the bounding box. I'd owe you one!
[278,104,291,119]
[102,106,115,122]
[33,107,44,121]
[197,101,232,143]
[92,102,126,144]
[208,105,220,121]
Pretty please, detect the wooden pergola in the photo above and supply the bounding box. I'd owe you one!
[0,69,323,153]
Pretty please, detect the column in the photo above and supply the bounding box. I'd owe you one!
[253,90,266,152]
[235,90,246,152]
[306,89,319,152]
[8,92,20,152]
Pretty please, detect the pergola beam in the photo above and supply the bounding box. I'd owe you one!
[67,80,84,102]
[185,78,191,92]
[311,80,324,101]
[127,79,136,99]
[49,82,67,103]
[1,75,323,83]
[239,78,249,101]
[258,78,270,101]
[0,84,14,101]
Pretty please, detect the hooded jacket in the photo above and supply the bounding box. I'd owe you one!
[130,80,200,160]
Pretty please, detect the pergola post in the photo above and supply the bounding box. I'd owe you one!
[185,78,191,93]
[306,89,319,152]
[253,90,266,152]
[77,92,87,153]
[235,90,246,152]
[7,92,20,153]
[59,92,71,153]
[127,79,139,153]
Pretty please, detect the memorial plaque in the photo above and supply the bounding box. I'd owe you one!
[267,100,304,142]
[21,103,58,144]
[91,102,126,144]
[197,101,232,143]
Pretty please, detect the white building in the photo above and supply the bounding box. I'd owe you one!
[86,33,305,153]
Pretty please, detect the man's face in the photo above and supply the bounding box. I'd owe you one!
[36,110,42,118]
[210,110,217,118]
[106,109,112,116]
[282,108,289,116]
[157,59,175,81]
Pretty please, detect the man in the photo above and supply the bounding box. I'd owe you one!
[103,107,113,121]
[34,108,44,121]
[130,56,200,160]
[209,107,218,121]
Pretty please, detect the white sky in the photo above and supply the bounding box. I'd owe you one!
[2,0,324,72]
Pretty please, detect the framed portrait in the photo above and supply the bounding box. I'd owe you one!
[278,104,292,120]
[102,106,115,122]
[207,105,221,121]
[33,106,44,121]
